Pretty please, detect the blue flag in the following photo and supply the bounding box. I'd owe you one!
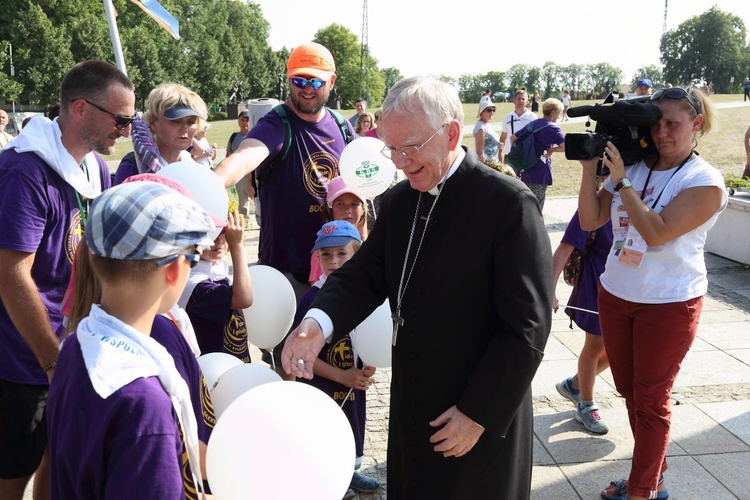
[129,0,180,39]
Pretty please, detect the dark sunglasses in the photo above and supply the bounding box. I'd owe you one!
[75,99,138,130]
[650,88,700,116]
[290,77,326,90]
[156,252,201,269]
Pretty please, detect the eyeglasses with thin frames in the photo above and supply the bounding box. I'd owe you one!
[650,88,700,116]
[75,99,138,130]
[380,123,449,159]
[290,77,327,90]
[156,252,201,269]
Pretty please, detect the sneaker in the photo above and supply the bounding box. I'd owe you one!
[577,403,609,434]
[342,488,356,500]
[556,376,581,405]
[350,471,380,493]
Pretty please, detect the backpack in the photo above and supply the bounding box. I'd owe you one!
[255,104,353,188]
[505,121,552,174]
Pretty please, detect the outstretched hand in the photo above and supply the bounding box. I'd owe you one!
[281,318,326,379]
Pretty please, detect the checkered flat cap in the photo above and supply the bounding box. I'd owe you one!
[86,181,216,260]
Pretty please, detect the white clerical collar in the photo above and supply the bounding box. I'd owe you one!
[427,148,465,196]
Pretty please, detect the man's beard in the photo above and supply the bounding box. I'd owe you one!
[290,87,331,115]
[81,122,116,155]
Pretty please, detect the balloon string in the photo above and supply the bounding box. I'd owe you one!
[340,388,353,409]
[562,305,599,315]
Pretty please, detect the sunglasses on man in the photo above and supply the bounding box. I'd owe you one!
[290,77,327,90]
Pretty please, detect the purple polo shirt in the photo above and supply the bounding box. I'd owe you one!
[0,149,110,384]
[519,118,565,186]
[249,104,352,275]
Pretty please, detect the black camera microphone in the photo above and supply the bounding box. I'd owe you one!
[567,105,595,118]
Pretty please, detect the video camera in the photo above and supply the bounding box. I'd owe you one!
[564,94,662,166]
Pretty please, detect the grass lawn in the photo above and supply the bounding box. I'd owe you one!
[111,95,750,197]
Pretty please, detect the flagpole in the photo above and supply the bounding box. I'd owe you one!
[102,0,127,74]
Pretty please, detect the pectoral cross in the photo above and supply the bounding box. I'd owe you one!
[392,311,404,346]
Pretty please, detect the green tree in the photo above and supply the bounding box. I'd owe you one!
[560,63,586,98]
[0,41,23,103]
[314,24,385,108]
[586,62,624,97]
[505,63,533,93]
[380,67,403,96]
[660,6,748,93]
[540,61,562,98]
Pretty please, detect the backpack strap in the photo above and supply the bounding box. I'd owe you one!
[257,104,352,189]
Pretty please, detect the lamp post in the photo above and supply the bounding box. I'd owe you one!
[8,43,15,117]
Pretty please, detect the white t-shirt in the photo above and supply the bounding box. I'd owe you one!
[600,156,727,304]
[501,110,536,137]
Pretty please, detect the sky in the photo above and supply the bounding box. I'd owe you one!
[250,0,750,82]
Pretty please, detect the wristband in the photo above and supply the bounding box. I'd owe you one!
[43,358,57,373]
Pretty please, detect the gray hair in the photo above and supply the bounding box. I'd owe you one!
[382,76,464,130]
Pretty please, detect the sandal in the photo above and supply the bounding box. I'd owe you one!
[601,477,670,499]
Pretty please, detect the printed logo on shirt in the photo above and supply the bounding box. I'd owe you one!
[223,311,250,363]
[65,210,84,264]
[201,376,216,429]
[302,151,340,202]
[618,216,630,228]
[326,336,354,370]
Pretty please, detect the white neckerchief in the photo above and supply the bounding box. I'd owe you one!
[177,260,231,311]
[77,305,204,495]
[0,117,102,198]
[165,304,201,358]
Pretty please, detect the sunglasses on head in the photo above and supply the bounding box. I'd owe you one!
[650,88,700,116]
[156,252,201,269]
[75,99,138,130]
[290,77,326,90]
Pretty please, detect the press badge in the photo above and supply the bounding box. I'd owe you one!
[618,226,647,268]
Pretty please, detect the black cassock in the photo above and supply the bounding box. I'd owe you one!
[312,151,552,499]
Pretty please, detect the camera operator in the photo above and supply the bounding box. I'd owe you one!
[577,87,726,500]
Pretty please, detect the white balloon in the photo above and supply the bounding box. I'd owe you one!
[243,265,297,350]
[158,161,229,239]
[197,353,243,392]
[339,137,396,199]
[352,300,392,368]
[210,363,282,419]
[207,382,355,500]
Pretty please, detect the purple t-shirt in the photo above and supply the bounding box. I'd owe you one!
[249,105,353,275]
[0,149,111,384]
[561,211,613,334]
[48,334,186,499]
[151,314,214,440]
[293,285,366,458]
[519,118,565,186]
[185,279,250,363]
[112,154,137,185]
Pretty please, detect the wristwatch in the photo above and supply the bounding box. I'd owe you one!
[614,177,633,192]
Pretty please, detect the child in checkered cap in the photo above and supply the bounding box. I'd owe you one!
[47,181,215,499]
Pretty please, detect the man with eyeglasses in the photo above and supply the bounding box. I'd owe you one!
[215,43,353,302]
[0,60,134,499]
[284,76,552,499]
[226,109,253,217]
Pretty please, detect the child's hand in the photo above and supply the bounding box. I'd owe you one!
[224,209,245,248]
[341,367,374,391]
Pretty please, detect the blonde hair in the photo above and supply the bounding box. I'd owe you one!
[142,83,208,128]
[542,98,563,117]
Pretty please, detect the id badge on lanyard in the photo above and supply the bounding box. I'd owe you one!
[618,225,647,267]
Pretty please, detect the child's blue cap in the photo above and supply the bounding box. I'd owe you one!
[636,78,653,88]
[311,220,361,253]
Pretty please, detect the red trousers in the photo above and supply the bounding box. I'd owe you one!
[598,287,702,499]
